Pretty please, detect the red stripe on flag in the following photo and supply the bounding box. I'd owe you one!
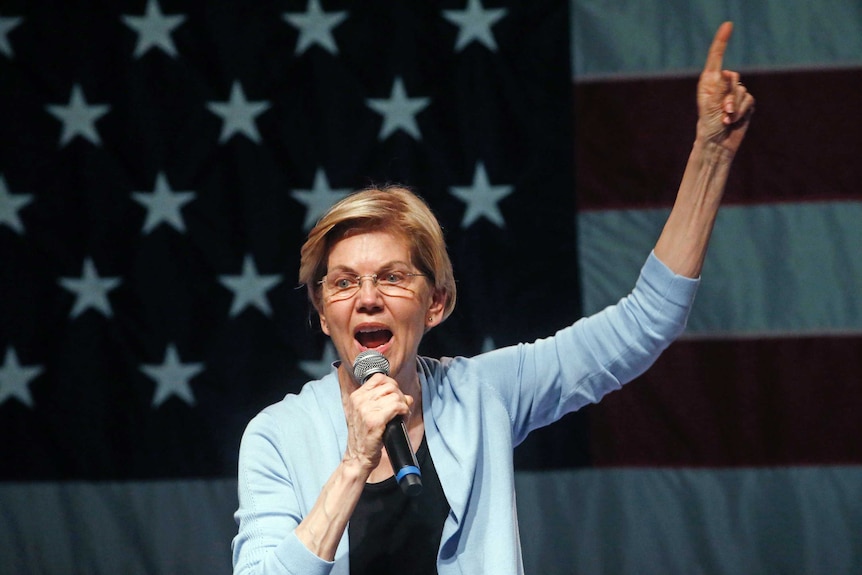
[587,336,862,467]
[575,68,862,210]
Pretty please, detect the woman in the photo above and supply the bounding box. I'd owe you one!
[232,21,754,575]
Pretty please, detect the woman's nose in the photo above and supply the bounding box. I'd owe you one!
[355,276,382,302]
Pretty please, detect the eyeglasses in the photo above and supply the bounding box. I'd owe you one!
[318,269,427,302]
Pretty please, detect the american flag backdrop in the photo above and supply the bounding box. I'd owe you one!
[2,1,862,574]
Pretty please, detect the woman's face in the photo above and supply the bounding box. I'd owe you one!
[318,230,444,385]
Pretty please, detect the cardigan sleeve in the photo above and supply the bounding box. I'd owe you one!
[468,251,700,444]
[231,411,337,575]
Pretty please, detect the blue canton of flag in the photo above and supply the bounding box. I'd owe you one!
[0,0,576,484]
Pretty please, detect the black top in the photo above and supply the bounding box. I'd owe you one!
[348,436,450,575]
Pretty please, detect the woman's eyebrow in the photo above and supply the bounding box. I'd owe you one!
[327,260,412,273]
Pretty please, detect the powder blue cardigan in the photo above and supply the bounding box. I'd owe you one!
[232,252,699,575]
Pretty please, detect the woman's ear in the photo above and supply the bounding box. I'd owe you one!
[425,288,447,328]
[319,311,330,335]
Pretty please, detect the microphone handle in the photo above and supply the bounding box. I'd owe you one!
[383,416,423,496]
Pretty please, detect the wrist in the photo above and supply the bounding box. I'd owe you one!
[692,134,736,164]
[340,451,373,482]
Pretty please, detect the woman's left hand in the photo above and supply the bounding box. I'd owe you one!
[696,22,756,155]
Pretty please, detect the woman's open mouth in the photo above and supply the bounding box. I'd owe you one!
[355,327,393,350]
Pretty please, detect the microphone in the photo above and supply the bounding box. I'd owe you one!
[352,350,423,496]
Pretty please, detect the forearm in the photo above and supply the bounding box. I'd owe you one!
[653,137,735,278]
[294,455,368,561]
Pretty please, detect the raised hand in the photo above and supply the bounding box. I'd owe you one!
[697,22,755,154]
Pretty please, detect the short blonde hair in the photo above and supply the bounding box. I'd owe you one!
[299,185,457,320]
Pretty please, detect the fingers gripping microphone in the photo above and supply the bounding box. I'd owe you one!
[353,350,423,496]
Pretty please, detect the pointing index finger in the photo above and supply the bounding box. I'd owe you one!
[704,21,733,73]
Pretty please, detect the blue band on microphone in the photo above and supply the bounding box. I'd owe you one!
[395,466,421,482]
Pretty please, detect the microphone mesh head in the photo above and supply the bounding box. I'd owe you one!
[353,350,390,383]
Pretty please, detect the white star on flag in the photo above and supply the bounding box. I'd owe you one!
[442,0,508,52]
[132,172,196,234]
[366,77,430,141]
[0,348,43,408]
[58,258,122,319]
[0,16,23,58]
[218,255,283,317]
[291,168,351,231]
[0,175,33,234]
[46,84,111,147]
[449,162,513,228]
[141,344,204,408]
[121,0,187,59]
[481,336,496,354]
[206,81,271,144]
[283,0,348,55]
[298,342,339,380]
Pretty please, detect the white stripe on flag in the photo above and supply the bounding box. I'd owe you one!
[0,479,237,575]
[3,469,861,575]
[516,466,862,574]
[570,0,862,79]
[578,201,862,337]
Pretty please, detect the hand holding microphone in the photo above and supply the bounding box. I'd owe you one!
[352,350,423,496]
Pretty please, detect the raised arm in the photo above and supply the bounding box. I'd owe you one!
[653,21,755,277]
